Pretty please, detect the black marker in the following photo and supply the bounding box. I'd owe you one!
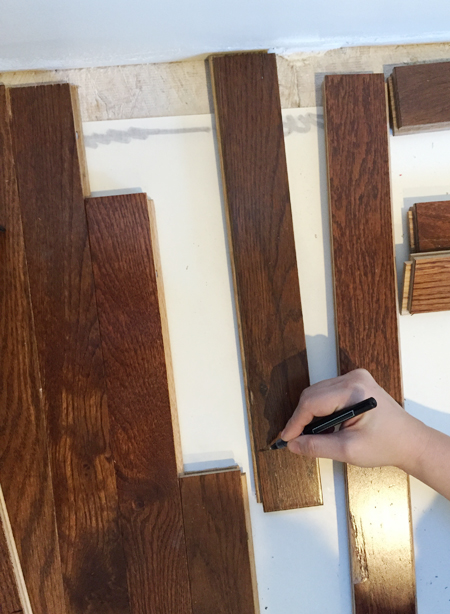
[269,397,377,450]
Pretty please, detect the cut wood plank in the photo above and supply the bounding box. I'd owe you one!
[409,253,450,314]
[209,51,322,512]
[324,73,416,614]
[412,201,450,252]
[8,83,130,614]
[407,210,416,252]
[389,61,450,134]
[401,261,413,315]
[85,194,192,614]
[0,84,67,614]
[180,467,259,614]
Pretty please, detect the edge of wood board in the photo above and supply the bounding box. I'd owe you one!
[387,74,400,135]
[181,466,241,478]
[147,198,184,475]
[401,261,412,315]
[407,209,416,252]
[69,84,91,197]
[241,473,261,614]
[0,486,33,614]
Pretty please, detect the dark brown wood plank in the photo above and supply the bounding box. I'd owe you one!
[413,201,450,252]
[180,468,259,614]
[8,83,130,614]
[324,73,416,614]
[389,61,450,134]
[0,500,22,614]
[85,194,192,614]
[409,253,450,314]
[0,84,67,614]
[209,52,322,512]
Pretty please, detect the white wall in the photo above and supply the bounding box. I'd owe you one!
[1,0,450,70]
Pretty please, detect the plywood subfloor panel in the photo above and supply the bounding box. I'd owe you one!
[0,84,68,614]
[180,468,259,614]
[409,254,450,314]
[210,51,322,512]
[8,83,130,614]
[85,194,192,614]
[389,61,450,134]
[324,73,416,613]
[412,201,450,252]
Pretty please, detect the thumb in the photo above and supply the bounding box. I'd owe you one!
[287,432,349,463]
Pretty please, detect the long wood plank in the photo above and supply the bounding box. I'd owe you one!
[8,83,130,614]
[409,253,450,314]
[209,52,322,512]
[411,201,450,252]
[388,61,450,134]
[0,84,67,614]
[85,194,192,614]
[324,74,416,614]
[180,468,259,614]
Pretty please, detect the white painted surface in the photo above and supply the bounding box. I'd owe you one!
[83,110,450,613]
[2,0,450,70]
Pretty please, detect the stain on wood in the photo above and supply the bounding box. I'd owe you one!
[85,193,192,614]
[8,83,130,614]
[324,73,416,613]
[209,51,322,512]
[411,201,450,252]
[408,253,450,314]
[180,468,259,614]
[0,84,68,614]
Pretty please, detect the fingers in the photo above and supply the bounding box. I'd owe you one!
[287,431,351,463]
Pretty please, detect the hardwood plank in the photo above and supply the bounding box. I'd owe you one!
[8,83,130,614]
[180,468,259,614]
[0,84,67,614]
[389,61,450,134]
[209,52,322,512]
[407,210,416,252]
[324,73,416,614]
[409,253,450,314]
[413,201,450,252]
[85,194,192,614]
[401,261,412,315]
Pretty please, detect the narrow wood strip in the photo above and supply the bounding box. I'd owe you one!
[401,262,412,315]
[412,201,450,252]
[209,51,322,512]
[85,194,192,614]
[389,61,450,134]
[409,254,450,314]
[324,73,416,614]
[8,83,130,614]
[407,209,416,252]
[0,84,67,614]
[180,468,259,614]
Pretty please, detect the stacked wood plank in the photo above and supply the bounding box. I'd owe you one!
[402,201,450,314]
[0,82,259,613]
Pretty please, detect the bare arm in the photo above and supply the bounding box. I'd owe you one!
[281,369,450,500]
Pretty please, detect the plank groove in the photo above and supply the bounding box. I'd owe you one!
[8,83,130,614]
[0,84,67,614]
[209,51,322,512]
[180,468,259,614]
[324,73,416,614]
[85,194,192,614]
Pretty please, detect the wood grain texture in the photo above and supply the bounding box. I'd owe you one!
[210,52,322,512]
[85,194,192,614]
[412,201,450,252]
[324,74,416,614]
[409,253,450,314]
[0,84,67,614]
[180,468,259,614]
[389,61,450,134]
[8,83,130,614]
[401,262,412,315]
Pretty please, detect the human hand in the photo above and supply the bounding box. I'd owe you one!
[281,369,429,470]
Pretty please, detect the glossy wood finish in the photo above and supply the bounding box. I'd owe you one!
[180,468,259,614]
[85,194,192,614]
[412,201,450,252]
[0,85,68,614]
[210,52,322,512]
[8,83,130,614]
[409,253,450,314]
[324,74,416,614]
[389,61,450,134]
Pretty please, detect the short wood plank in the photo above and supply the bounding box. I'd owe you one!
[210,52,322,512]
[8,83,130,614]
[180,468,259,614]
[389,61,450,134]
[85,194,192,614]
[0,85,67,614]
[413,201,450,252]
[409,254,450,314]
[401,261,412,315]
[324,73,416,614]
